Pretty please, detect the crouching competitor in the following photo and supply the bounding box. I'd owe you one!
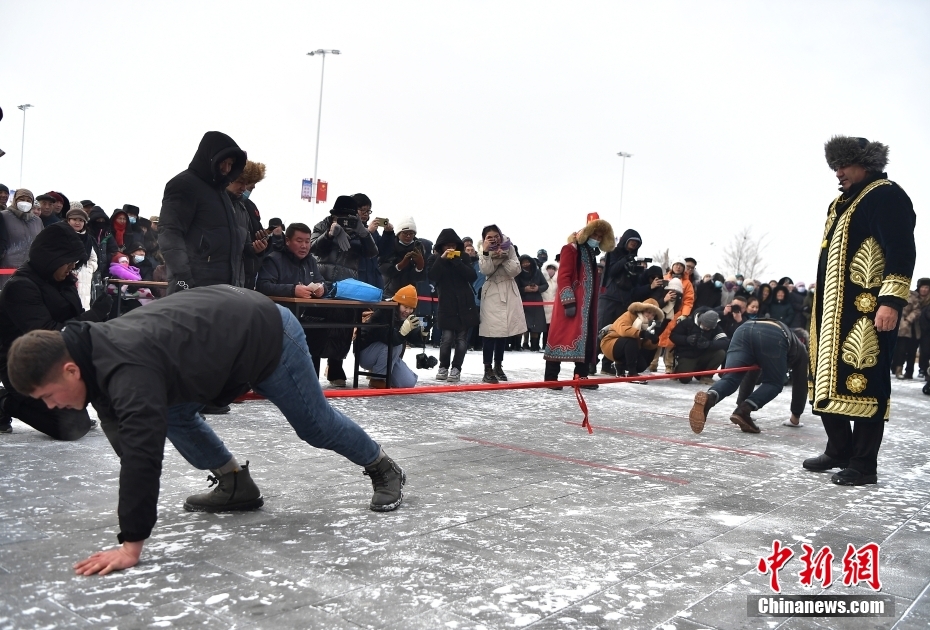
[7,285,405,575]
[688,319,809,434]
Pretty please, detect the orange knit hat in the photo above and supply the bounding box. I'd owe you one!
[392,284,418,308]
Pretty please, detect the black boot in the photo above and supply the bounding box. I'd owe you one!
[802,453,849,472]
[364,449,406,512]
[494,362,508,382]
[689,390,718,434]
[184,461,264,512]
[730,402,760,433]
[483,365,499,384]
[201,404,231,415]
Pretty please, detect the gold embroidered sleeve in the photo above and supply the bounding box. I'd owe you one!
[878,274,911,301]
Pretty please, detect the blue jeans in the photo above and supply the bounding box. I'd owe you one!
[165,306,381,470]
[709,321,788,410]
[358,343,419,388]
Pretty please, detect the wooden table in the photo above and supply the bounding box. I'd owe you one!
[269,296,399,388]
[108,279,169,316]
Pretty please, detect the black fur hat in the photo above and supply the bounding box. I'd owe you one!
[824,136,889,172]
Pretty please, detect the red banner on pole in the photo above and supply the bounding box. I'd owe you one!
[316,180,328,203]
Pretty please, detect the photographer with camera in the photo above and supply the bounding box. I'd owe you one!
[310,195,379,387]
[715,295,748,339]
[597,229,646,374]
[378,216,425,297]
[599,298,665,378]
[669,308,730,384]
[356,285,423,389]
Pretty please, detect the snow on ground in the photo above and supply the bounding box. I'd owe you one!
[2,346,929,629]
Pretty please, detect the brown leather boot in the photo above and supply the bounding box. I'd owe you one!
[730,402,761,433]
[689,390,718,434]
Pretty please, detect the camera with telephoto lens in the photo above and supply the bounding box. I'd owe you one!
[635,257,653,265]
[335,216,359,231]
[415,353,438,370]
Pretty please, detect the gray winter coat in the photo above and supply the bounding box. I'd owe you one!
[0,207,44,271]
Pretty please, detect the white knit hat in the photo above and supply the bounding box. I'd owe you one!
[396,217,417,233]
[667,278,684,293]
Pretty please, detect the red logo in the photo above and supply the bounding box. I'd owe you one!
[758,541,882,593]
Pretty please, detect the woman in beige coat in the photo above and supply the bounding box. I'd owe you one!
[477,224,526,383]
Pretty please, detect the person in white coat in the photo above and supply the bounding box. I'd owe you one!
[477,224,526,383]
[65,207,99,311]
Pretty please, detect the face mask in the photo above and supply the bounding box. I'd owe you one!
[797,287,807,294]
[133,255,145,264]
[586,238,600,248]
[128,216,137,224]
[16,201,33,212]
[745,285,755,293]
[736,279,743,286]
[714,280,723,288]
[241,189,251,200]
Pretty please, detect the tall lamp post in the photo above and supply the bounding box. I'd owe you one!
[616,151,633,219]
[306,49,340,202]
[18,104,33,187]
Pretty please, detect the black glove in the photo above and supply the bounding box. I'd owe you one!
[91,293,113,319]
[624,258,639,274]
[687,333,710,349]
[640,329,658,343]
[564,304,577,317]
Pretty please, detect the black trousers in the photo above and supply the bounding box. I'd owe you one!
[820,413,885,475]
[544,361,589,380]
[919,334,930,375]
[892,336,918,377]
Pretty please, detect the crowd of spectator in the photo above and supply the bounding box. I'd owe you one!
[1,130,927,437]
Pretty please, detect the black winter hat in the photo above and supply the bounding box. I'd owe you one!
[824,136,889,172]
[122,204,140,215]
[27,221,87,281]
[917,278,930,290]
[329,195,358,216]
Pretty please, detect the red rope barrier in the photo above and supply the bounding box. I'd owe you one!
[235,366,759,434]
[0,269,15,276]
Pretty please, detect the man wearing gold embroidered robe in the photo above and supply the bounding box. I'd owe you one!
[804,136,915,486]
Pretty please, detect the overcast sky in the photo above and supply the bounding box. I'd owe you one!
[2,0,928,283]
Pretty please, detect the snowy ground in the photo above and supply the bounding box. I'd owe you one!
[2,347,929,629]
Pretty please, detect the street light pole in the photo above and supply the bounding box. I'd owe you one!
[307,49,340,202]
[617,151,633,219]
[18,104,33,187]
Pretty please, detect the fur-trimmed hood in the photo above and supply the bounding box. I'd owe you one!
[824,135,889,172]
[567,219,615,252]
[628,298,665,322]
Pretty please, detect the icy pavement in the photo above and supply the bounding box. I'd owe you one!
[2,347,929,629]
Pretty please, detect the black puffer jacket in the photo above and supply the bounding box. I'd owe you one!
[0,222,108,380]
[427,228,479,331]
[310,216,378,282]
[379,233,427,296]
[61,285,283,544]
[256,248,326,297]
[600,228,644,305]
[158,131,247,294]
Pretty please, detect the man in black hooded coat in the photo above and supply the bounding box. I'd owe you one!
[0,222,112,438]
[597,228,645,373]
[159,131,247,294]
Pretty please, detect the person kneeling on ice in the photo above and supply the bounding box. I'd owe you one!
[598,298,665,378]
[7,285,405,576]
[356,284,423,389]
[688,319,809,435]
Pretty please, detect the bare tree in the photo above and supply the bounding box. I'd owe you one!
[721,227,768,279]
[652,248,671,273]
